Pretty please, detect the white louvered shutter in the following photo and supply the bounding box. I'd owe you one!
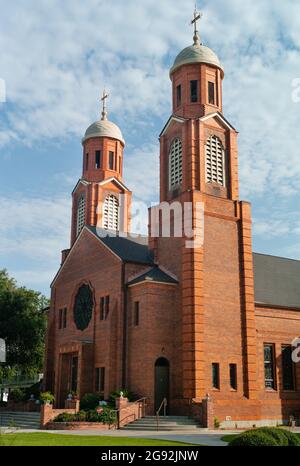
[205,135,225,186]
[103,194,119,230]
[76,196,86,236]
[169,138,183,189]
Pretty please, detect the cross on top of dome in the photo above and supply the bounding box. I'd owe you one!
[190,4,203,45]
[101,89,109,121]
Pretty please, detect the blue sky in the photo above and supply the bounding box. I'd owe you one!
[1,0,300,297]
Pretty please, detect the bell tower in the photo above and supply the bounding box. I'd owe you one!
[159,9,238,205]
[70,91,131,246]
[150,9,258,408]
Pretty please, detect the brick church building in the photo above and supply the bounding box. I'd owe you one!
[44,14,300,427]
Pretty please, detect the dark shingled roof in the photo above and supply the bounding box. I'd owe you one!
[127,267,178,286]
[253,253,300,308]
[87,226,154,265]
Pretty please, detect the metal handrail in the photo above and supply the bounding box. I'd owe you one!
[110,397,148,429]
[156,397,167,430]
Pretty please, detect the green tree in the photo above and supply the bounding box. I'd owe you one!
[0,270,48,379]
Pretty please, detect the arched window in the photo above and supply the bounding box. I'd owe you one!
[103,194,119,230]
[76,195,85,237]
[205,135,225,186]
[169,138,182,189]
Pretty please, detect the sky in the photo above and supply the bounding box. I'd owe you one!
[1,0,300,297]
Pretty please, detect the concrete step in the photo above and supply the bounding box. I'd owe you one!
[131,420,198,426]
[0,412,40,429]
[123,425,200,431]
[122,416,201,431]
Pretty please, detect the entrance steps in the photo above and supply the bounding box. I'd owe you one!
[122,415,201,431]
[0,412,40,429]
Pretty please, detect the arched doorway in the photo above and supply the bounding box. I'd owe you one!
[154,357,170,414]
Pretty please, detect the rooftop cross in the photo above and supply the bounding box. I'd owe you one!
[101,89,109,120]
[191,4,203,45]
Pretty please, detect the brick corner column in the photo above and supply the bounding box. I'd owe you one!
[239,201,258,399]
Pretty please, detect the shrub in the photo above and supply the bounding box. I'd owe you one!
[8,388,25,402]
[99,407,117,425]
[278,429,300,446]
[229,427,300,447]
[85,410,101,422]
[53,412,76,423]
[39,391,55,404]
[229,430,278,447]
[257,427,289,446]
[53,407,117,425]
[80,392,103,411]
[214,417,220,429]
[75,410,87,422]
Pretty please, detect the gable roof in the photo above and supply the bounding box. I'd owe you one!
[199,112,237,132]
[87,226,154,265]
[98,176,131,192]
[253,252,300,309]
[159,115,186,138]
[127,266,178,287]
[72,178,90,194]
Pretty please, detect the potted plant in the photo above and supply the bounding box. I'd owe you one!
[40,391,55,405]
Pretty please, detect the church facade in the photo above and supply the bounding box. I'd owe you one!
[44,18,300,427]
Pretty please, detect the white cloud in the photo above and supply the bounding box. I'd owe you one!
[0,0,299,200]
[0,196,70,293]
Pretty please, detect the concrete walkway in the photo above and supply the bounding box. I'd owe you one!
[4,427,231,446]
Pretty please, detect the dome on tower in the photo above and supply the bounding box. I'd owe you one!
[82,119,125,145]
[170,42,224,78]
[82,89,125,145]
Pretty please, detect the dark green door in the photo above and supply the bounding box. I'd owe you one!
[154,358,169,413]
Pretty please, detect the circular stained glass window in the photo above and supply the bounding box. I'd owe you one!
[73,284,94,331]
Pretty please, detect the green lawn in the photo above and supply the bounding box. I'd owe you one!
[0,432,195,447]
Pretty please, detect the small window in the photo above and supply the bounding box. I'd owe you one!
[95,367,105,393]
[212,363,220,389]
[176,84,181,107]
[264,344,276,389]
[63,307,67,328]
[95,150,101,169]
[109,151,115,170]
[134,302,139,326]
[58,309,63,329]
[100,297,104,320]
[282,345,295,390]
[190,80,198,103]
[229,364,237,390]
[100,296,109,320]
[85,153,89,170]
[105,296,110,318]
[208,81,215,105]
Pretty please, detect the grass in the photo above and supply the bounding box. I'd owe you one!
[0,432,196,447]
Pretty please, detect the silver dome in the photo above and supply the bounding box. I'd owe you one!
[82,119,125,145]
[170,43,224,77]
